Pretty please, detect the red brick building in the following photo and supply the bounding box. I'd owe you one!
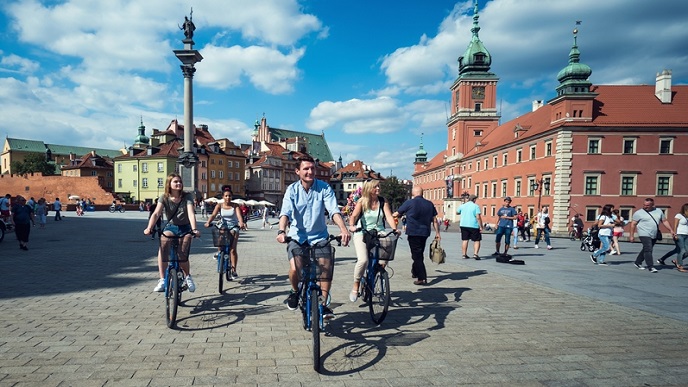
[414,5,688,233]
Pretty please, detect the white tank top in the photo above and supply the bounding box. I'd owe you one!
[220,206,239,228]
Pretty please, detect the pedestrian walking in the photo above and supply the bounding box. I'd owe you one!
[668,203,688,272]
[393,187,440,285]
[11,195,35,250]
[457,194,483,260]
[590,204,615,266]
[53,198,62,221]
[534,206,552,249]
[493,197,517,258]
[629,198,675,273]
[35,198,47,228]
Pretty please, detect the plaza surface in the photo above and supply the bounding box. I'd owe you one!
[1,211,687,386]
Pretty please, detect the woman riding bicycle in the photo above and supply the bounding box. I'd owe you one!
[347,179,398,302]
[204,186,245,277]
[144,173,200,293]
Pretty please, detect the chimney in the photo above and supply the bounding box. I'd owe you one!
[532,100,544,111]
[655,69,672,104]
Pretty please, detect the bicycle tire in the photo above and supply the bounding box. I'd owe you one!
[217,254,225,294]
[369,269,390,325]
[166,268,179,328]
[569,231,576,241]
[225,253,232,282]
[310,288,320,372]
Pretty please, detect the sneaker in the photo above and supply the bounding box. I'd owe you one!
[185,274,196,292]
[287,291,299,310]
[609,250,617,255]
[657,258,666,265]
[153,278,165,292]
[598,262,608,266]
[349,290,358,302]
[547,245,552,250]
[634,263,645,270]
[590,254,597,264]
[322,305,335,320]
[231,270,238,278]
[492,251,500,256]
[649,267,658,273]
[534,245,539,249]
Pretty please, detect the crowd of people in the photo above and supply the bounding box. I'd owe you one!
[0,194,63,250]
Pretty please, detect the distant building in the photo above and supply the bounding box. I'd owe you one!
[330,159,384,205]
[251,115,334,163]
[60,151,115,192]
[414,3,688,233]
[1,137,122,175]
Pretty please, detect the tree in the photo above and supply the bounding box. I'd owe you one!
[11,153,56,176]
[379,176,409,211]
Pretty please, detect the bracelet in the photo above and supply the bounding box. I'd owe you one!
[277,230,286,235]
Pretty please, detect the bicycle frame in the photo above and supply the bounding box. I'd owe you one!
[212,217,236,293]
[162,230,193,328]
[358,229,397,325]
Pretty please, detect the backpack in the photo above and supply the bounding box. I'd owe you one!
[429,238,446,264]
[517,214,525,228]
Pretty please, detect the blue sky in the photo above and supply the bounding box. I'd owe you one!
[1,0,687,180]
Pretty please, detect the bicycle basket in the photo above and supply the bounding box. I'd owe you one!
[292,244,335,282]
[377,234,399,261]
[211,228,230,247]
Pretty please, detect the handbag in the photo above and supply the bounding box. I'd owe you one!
[644,209,662,242]
[430,238,446,264]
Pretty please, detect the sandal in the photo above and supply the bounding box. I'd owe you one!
[678,267,688,273]
[462,255,470,259]
[473,254,481,260]
[672,259,680,269]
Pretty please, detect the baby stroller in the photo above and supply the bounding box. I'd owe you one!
[580,227,600,252]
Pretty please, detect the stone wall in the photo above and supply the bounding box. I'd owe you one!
[0,173,115,205]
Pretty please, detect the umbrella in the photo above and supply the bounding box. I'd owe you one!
[204,197,221,203]
[68,195,80,200]
[245,200,260,206]
[258,200,275,206]
[231,199,246,205]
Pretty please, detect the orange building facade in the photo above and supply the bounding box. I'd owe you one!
[414,4,688,234]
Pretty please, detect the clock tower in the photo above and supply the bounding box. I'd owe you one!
[446,0,500,160]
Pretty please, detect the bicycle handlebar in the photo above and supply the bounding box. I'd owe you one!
[284,234,342,246]
[352,228,399,239]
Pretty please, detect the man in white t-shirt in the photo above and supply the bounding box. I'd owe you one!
[629,198,674,272]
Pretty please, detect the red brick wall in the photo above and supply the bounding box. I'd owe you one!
[0,173,115,204]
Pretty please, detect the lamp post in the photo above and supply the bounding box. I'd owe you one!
[531,178,550,211]
[460,191,470,203]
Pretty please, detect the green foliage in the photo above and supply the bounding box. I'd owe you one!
[11,153,56,176]
[379,176,409,211]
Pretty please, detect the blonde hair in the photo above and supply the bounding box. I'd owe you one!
[359,180,380,212]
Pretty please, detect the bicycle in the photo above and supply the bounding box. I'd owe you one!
[569,225,583,241]
[355,229,398,325]
[161,229,195,328]
[286,235,341,372]
[210,215,237,294]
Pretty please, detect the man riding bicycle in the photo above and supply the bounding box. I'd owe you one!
[276,155,350,319]
[570,213,585,240]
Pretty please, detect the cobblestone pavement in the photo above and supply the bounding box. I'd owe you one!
[1,211,687,386]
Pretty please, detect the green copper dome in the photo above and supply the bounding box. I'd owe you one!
[556,28,592,95]
[415,134,427,163]
[458,1,492,75]
[134,118,150,145]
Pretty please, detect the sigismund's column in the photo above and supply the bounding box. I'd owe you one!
[173,11,203,196]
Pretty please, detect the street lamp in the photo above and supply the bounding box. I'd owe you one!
[460,191,470,203]
[531,178,550,210]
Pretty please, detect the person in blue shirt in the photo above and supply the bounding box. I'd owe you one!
[457,194,483,260]
[393,186,440,285]
[494,197,518,258]
[276,155,350,319]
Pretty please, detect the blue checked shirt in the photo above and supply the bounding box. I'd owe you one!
[279,179,341,244]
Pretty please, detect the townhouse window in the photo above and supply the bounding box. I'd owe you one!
[201,172,206,180]
[492,156,498,169]
[516,149,522,163]
[117,164,122,173]
[623,138,636,154]
[475,184,480,198]
[142,178,148,188]
[484,159,488,170]
[91,171,97,176]
[228,173,233,180]
[118,179,122,188]
[482,206,487,216]
[219,171,224,179]
[619,208,632,221]
[219,159,223,165]
[211,170,216,178]
[545,142,552,157]
[585,207,598,222]
[657,175,672,196]
[132,180,137,187]
[530,145,536,160]
[620,175,636,196]
[132,165,137,172]
[515,180,522,197]
[584,175,600,195]
[543,177,551,195]
[501,180,507,197]
[659,138,673,154]
[528,178,536,196]
[201,160,207,168]
[502,153,508,166]
[157,162,163,172]
[210,183,216,192]
[467,177,472,188]
[490,206,495,217]
[475,103,481,112]
[483,183,488,197]
[158,178,163,188]
[491,182,497,198]
[211,159,215,164]
[235,172,240,180]
[142,162,148,173]
[588,138,600,154]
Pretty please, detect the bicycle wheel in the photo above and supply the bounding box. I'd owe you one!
[217,254,225,294]
[310,288,320,372]
[569,231,576,241]
[368,269,390,325]
[166,268,179,328]
[225,253,233,282]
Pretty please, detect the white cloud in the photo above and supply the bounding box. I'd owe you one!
[195,45,304,94]
[307,97,405,134]
[0,54,40,73]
